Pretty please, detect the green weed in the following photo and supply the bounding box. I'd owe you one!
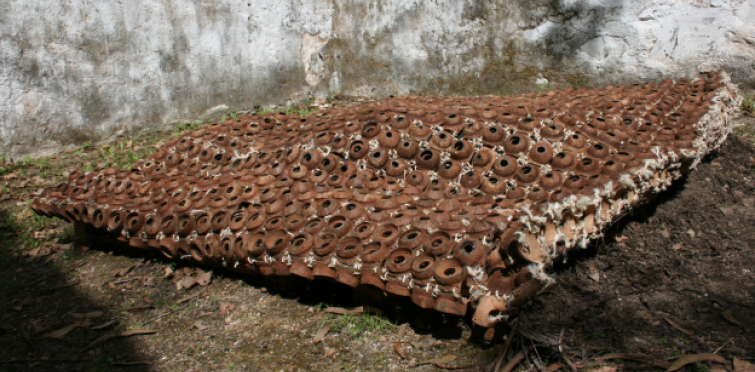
[328,313,391,336]
[696,361,711,372]
[742,94,754,116]
[537,82,553,94]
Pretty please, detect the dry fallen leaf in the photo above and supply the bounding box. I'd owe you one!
[42,321,82,338]
[313,325,329,344]
[112,361,154,366]
[588,271,600,282]
[24,248,40,257]
[164,267,174,279]
[69,311,104,319]
[397,323,408,340]
[409,355,459,368]
[120,330,157,337]
[196,270,212,286]
[593,367,617,372]
[108,282,117,290]
[672,243,684,250]
[126,304,155,311]
[615,235,628,242]
[394,342,406,359]
[734,358,755,372]
[547,362,565,371]
[722,308,741,325]
[52,279,80,289]
[667,354,727,372]
[110,265,134,277]
[140,276,155,286]
[88,333,115,348]
[11,299,25,312]
[92,320,118,330]
[180,276,198,290]
[324,348,337,358]
[324,306,383,316]
[219,302,235,316]
[664,317,694,336]
[193,321,209,331]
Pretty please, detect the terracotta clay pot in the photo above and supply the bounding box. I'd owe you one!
[411,253,437,279]
[434,259,468,285]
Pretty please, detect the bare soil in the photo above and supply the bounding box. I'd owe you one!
[0,107,753,372]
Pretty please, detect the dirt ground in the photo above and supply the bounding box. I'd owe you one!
[0,101,753,372]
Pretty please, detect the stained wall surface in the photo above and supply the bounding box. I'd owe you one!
[2,0,753,157]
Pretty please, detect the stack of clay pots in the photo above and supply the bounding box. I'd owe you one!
[30,71,740,328]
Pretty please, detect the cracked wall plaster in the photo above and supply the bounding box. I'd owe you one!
[1,0,753,158]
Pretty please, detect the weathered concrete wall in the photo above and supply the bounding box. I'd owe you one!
[2,0,754,158]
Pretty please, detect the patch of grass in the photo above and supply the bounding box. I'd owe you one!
[537,82,553,94]
[328,313,391,337]
[696,361,711,372]
[257,101,318,117]
[742,93,754,116]
[172,121,202,136]
[256,108,274,116]
[285,101,317,117]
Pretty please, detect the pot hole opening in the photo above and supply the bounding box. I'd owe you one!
[537,146,546,153]
[444,268,457,276]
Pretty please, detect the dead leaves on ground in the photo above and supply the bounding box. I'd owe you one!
[667,354,727,372]
[663,317,694,336]
[109,265,135,278]
[42,320,89,338]
[313,325,329,344]
[106,264,211,292]
[408,355,459,368]
[41,311,105,338]
[173,268,212,290]
[734,359,755,372]
[722,307,742,325]
[68,311,103,319]
[87,329,157,348]
[193,321,209,331]
[323,306,383,316]
[218,301,235,316]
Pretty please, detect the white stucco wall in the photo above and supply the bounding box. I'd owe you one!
[1,0,753,157]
